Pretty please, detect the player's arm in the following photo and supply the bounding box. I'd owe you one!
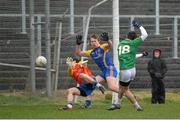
[132,20,148,41]
[136,51,148,58]
[75,44,87,57]
[139,26,148,41]
[75,35,89,57]
[136,54,143,58]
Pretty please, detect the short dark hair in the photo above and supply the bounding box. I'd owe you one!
[127,31,137,40]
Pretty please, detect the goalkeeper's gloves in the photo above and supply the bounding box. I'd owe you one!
[76,35,83,45]
[100,32,109,41]
[132,20,141,28]
[142,51,148,57]
[66,57,73,68]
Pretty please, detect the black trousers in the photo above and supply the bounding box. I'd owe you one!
[151,78,165,104]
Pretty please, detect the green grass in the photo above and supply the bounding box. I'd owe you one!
[0,91,180,119]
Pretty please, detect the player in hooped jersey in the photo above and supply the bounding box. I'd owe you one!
[114,20,148,111]
[75,33,121,109]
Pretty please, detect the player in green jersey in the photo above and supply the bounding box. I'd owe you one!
[108,20,148,111]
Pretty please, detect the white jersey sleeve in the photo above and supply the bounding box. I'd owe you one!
[140,26,148,41]
[136,53,143,58]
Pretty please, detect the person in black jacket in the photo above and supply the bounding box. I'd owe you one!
[147,49,167,104]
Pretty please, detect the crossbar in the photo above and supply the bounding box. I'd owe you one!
[0,62,55,72]
[1,14,180,18]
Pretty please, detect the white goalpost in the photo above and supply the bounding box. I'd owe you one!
[78,0,120,104]
[112,0,120,104]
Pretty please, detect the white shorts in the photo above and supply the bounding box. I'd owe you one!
[119,67,136,83]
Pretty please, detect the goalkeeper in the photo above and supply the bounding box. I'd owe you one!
[62,57,105,110]
[109,20,148,111]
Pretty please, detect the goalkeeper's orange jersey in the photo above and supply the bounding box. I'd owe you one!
[68,63,93,84]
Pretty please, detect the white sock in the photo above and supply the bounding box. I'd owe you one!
[134,102,140,108]
[67,103,73,108]
[96,83,101,87]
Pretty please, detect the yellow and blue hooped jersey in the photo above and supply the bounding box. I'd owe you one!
[84,43,114,71]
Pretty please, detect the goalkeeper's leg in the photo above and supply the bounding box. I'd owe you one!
[79,73,97,84]
[79,73,105,94]
[62,87,81,110]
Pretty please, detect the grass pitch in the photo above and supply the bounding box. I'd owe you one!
[0,91,180,119]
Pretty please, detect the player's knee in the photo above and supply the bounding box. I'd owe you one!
[67,88,74,95]
[121,86,128,93]
[67,89,71,94]
[108,84,117,92]
[119,88,124,94]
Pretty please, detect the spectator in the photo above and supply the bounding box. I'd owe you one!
[147,49,167,104]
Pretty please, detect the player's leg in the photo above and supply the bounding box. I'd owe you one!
[106,76,119,93]
[63,87,81,110]
[124,88,143,111]
[94,75,106,94]
[79,73,96,84]
[120,67,143,111]
[119,69,137,104]
[105,66,119,93]
[79,73,105,94]
[80,83,97,108]
[95,75,106,84]
[107,81,131,111]
[105,76,121,110]
[105,66,121,110]
[106,77,121,110]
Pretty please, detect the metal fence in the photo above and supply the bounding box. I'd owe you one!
[0,0,180,96]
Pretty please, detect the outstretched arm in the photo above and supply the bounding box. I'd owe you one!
[75,35,88,57]
[132,20,148,41]
[139,26,148,41]
[136,53,143,58]
[136,51,148,58]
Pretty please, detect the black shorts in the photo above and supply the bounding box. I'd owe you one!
[76,87,87,97]
[119,81,131,86]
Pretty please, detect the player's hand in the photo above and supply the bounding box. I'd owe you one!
[76,35,83,45]
[142,51,148,57]
[100,32,109,41]
[132,20,141,28]
[66,57,73,68]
